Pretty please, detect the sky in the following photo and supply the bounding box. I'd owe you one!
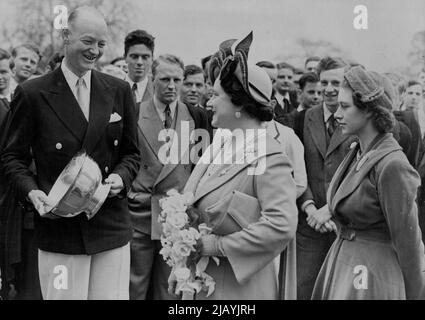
[1,0,425,72]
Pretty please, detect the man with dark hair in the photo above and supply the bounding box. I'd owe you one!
[296,56,355,299]
[305,56,321,73]
[128,54,210,300]
[289,72,322,141]
[45,52,64,74]
[111,56,128,74]
[1,6,141,300]
[293,67,305,89]
[124,30,155,118]
[180,64,205,108]
[274,62,298,127]
[200,55,214,107]
[9,43,41,96]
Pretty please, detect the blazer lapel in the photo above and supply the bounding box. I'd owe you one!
[307,107,327,159]
[40,68,88,143]
[326,126,349,158]
[138,99,165,157]
[154,102,195,187]
[82,71,114,153]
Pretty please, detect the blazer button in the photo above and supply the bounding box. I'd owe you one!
[56,143,62,150]
[114,140,119,147]
[105,166,109,173]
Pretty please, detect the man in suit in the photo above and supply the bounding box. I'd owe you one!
[180,65,206,109]
[274,62,298,127]
[128,54,210,300]
[0,6,140,300]
[296,57,355,300]
[124,30,155,119]
[289,72,322,142]
[0,49,10,130]
[305,56,321,74]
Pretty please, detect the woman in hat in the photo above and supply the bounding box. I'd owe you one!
[312,66,425,300]
[177,33,298,300]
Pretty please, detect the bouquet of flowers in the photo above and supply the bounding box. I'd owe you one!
[158,189,219,299]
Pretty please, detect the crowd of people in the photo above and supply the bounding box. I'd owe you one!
[0,5,425,300]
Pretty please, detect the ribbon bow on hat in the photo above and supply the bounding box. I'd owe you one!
[209,32,273,108]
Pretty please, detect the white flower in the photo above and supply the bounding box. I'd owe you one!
[174,267,191,282]
[178,228,200,246]
[166,212,189,229]
[173,241,194,258]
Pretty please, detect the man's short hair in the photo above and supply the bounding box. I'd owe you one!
[406,80,421,89]
[298,72,320,91]
[152,54,184,78]
[256,61,275,69]
[305,56,321,68]
[316,56,347,76]
[11,43,41,60]
[184,64,205,82]
[0,48,11,61]
[276,62,295,72]
[124,30,155,57]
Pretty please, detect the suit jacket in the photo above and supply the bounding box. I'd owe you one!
[0,98,9,149]
[273,90,298,128]
[0,67,141,255]
[184,134,298,300]
[394,110,421,168]
[128,99,210,239]
[298,105,355,237]
[288,108,307,143]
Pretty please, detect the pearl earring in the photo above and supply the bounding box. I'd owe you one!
[235,111,241,119]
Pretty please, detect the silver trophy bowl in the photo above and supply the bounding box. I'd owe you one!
[46,152,111,220]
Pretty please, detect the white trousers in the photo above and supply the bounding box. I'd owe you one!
[38,243,130,300]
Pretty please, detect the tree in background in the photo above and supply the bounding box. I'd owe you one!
[0,0,138,68]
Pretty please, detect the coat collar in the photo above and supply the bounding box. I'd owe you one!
[328,133,401,213]
[186,134,282,203]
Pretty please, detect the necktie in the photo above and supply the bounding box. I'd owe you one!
[131,83,138,105]
[164,105,172,129]
[283,98,290,113]
[327,114,337,137]
[76,78,89,121]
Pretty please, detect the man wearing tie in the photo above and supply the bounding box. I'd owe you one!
[128,55,210,300]
[274,62,299,127]
[0,6,140,300]
[124,30,155,119]
[296,57,355,299]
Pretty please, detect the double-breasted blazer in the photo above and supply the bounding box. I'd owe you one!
[184,134,298,299]
[0,67,141,255]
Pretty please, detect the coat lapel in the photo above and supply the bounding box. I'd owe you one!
[82,71,114,153]
[330,134,401,212]
[306,107,327,159]
[138,99,165,157]
[40,68,88,143]
[154,102,195,187]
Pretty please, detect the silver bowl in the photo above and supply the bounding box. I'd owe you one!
[46,152,111,220]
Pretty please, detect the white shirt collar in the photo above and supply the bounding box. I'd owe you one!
[61,59,92,90]
[274,91,290,105]
[126,75,149,102]
[297,104,306,112]
[153,95,177,120]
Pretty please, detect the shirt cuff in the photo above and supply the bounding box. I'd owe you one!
[301,200,315,213]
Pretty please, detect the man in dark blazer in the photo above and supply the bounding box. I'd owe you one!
[124,30,155,119]
[273,62,298,127]
[128,54,210,300]
[296,57,355,300]
[0,6,140,300]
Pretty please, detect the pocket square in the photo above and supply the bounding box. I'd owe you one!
[109,112,122,123]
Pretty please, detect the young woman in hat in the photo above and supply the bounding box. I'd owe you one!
[176,33,298,300]
[312,66,425,300]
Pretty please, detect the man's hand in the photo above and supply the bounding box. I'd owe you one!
[306,204,334,232]
[28,190,55,218]
[105,173,124,198]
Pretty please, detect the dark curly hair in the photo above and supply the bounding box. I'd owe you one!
[342,74,395,133]
[124,30,155,57]
[220,71,274,122]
